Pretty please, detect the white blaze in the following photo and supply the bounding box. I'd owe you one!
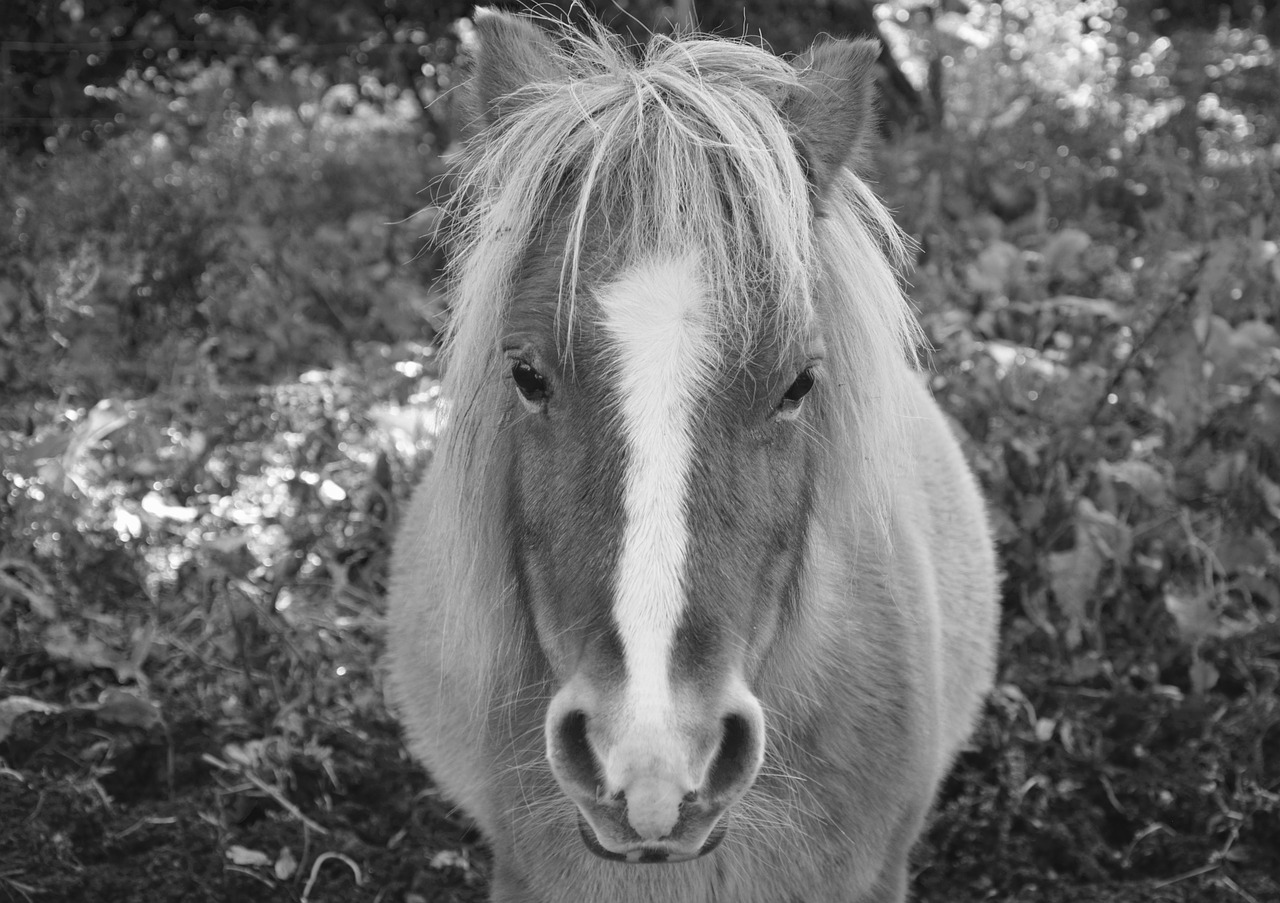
[598,255,712,732]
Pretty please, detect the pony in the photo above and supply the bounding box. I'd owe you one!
[386,9,999,902]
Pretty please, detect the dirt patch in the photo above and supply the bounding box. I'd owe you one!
[0,706,484,903]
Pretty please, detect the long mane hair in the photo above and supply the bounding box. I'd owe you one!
[423,18,924,646]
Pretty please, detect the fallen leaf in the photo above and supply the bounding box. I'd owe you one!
[966,240,1022,297]
[1259,475,1280,523]
[226,845,272,867]
[42,623,131,677]
[1047,295,1122,321]
[1098,459,1170,508]
[0,696,64,743]
[0,557,59,620]
[1164,588,1218,644]
[93,688,162,729]
[1047,541,1104,650]
[274,847,298,880]
[1042,228,1092,279]
[1152,329,1209,444]
[429,849,471,871]
[1189,656,1219,696]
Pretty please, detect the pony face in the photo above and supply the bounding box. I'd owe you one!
[501,245,822,861]
[439,8,905,866]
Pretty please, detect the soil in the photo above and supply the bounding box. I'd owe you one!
[2,670,1276,903]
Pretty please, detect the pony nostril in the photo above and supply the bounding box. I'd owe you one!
[704,712,758,801]
[555,710,602,792]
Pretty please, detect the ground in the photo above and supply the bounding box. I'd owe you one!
[2,7,1279,903]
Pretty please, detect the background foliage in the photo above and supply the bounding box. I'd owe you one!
[2,1,1279,901]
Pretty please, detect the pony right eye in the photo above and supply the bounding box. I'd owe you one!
[778,367,816,421]
[511,360,550,404]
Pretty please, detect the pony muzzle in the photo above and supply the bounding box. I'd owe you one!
[576,813,729,863]
[546,683,766,863]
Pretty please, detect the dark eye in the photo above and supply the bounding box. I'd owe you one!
[781,368,815,407]
[511,360,549,404]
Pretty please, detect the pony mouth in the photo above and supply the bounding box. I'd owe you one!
[576,817,727,864]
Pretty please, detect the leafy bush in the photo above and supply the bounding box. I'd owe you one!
[1,0,471,152]
[1,89,446,401]
[1,6,1278,902]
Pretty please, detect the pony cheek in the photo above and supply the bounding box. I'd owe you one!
[743,451,816,662]
[509,459,615,682]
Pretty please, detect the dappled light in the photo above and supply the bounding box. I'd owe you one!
[2,1,1279,901]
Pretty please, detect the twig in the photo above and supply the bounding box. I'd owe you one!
[224,864,277,889]
[301,851,363,903]
[1153,861,1219,888]
[111,815,177,840]
[1121,822,1169,868]
[1220,875,1261,903]
[1083,277,1196,428]
[0,872,40,903]
[201,753,328,835]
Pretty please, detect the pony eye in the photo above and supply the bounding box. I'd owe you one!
[781,368,816,407]
[511,360,549,404]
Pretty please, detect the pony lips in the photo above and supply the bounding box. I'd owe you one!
[575,816,728,864]
[386,8,999,902]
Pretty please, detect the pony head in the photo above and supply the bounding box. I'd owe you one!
[437,9,918,864]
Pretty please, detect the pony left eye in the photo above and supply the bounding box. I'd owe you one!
[779,368,815,417]
[511,360,550,405]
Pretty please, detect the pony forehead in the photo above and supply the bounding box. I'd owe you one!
[456,25,819,351]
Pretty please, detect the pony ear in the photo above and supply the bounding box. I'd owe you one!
[462,9,567,135]
[780,39,881,192]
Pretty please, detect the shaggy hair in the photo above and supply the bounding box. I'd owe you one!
[428,17,923,597]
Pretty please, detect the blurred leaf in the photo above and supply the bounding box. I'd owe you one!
[1211,528,1275,576]
[1047,498,1131,649]
[966,240,1022,297]
[200,532,258,579]
[226,845,272,867]
[274,846,298,880]
[1077,497,1132,563]
[42,623,134,679]
[1098,459,1170,508]
[140,491,199,524]
[429,849,472,872]
[1259,475,1280,523]
[1188,656,1219,696]
[0,557,59,620]
[1047,541,1103,651]
[1046,295,1122,321]
[1,430,71,480]
[1042,228,1092,280]
[1152,329,1209,444]
[1204,450,1247,494]
[92,688,161,729]
[1163,587,1217,644]
[1204,319,1280,387]
[1194,238,1242,312]
[0,696,64,743]
[66,399,131,466]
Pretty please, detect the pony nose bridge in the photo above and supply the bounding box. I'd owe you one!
[601,718,699,795]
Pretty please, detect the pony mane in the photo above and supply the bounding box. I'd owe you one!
[427,15,923,591]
